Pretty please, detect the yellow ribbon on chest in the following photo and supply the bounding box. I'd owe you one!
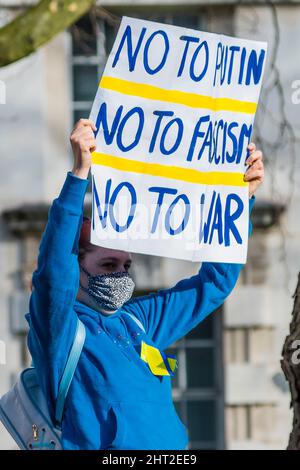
[140,341,177,376]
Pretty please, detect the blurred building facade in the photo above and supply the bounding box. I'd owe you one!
[0,0,299,450]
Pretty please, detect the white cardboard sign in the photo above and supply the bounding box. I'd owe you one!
[89,17,267,263]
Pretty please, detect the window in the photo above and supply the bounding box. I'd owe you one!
[71,13,109,123]
[70,9,205,124]
[166,307,224,450]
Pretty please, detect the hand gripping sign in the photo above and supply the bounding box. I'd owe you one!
[89,17,267,263]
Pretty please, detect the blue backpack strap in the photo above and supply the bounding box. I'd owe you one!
[55,318,86,427]
[123,312,146,333]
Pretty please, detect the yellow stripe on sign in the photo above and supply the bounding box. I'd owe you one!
[92,152,247,187]
[99,76,257,115]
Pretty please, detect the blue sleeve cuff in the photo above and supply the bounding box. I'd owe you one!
[57,172,89,213]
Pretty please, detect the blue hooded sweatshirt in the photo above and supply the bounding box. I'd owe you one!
[26,172,255,450]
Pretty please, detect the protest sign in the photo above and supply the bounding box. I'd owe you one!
[89,17,267,262]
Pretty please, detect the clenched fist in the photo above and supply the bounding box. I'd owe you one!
[70,119,97,179]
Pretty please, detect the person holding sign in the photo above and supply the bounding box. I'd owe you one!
[26,117,263,450]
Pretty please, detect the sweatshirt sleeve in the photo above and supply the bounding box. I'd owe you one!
[124,196,255,351]
[26,172,89,415]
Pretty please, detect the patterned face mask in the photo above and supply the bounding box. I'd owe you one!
[80,265,135,312]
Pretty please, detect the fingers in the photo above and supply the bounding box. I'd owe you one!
[70,126,96,150]
[244,143,265,195]
[246,159,263,171]
[246,150,263,166]
[73,118,97,133]
[247,142,256,153]
[244,165,264,182]
[73,126,95,140]
[72,136,96,153]
[245,143,263,166]
[244,143,264,182]
[86,140,97,152]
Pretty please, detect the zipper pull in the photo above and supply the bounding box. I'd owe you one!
[32,424,39,441]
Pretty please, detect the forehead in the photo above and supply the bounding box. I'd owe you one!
[87,244,132,262]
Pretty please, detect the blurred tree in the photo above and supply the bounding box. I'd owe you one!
[281,273,300,450]
[0,0,95,67]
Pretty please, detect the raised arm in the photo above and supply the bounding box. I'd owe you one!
[26,119,96,413]
[123,143,264,350]
[27,172,89,361]
[124,197,255,350]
